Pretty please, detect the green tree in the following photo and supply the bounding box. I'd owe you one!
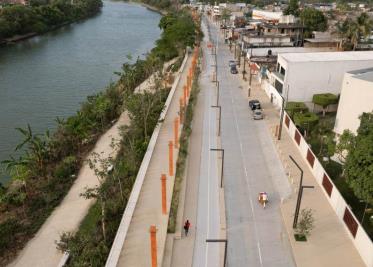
[344,112,373,206]
[283,0,299,17]
[312,93,338,116]
[221,8,231,25]
[338,13,373,50]
[335,129,355,164]
[300,8,328,38]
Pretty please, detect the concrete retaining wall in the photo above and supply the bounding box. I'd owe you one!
[104,53,189,267]
[282,111,373,267]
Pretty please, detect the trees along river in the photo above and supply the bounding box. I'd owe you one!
[0,1,161,184]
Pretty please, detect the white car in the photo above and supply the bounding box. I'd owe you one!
[253,109,263,120]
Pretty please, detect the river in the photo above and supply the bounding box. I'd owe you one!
[0,1,162,183]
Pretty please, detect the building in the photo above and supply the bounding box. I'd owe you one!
[252,10,283,23]
[334,68,373,135]
[304,31,342,49]
[261,22,303,46]
[264,51,373,109]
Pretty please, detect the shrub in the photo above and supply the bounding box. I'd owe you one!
[54,156,78,180]
[286,101,308,118]
[294,112,319,130]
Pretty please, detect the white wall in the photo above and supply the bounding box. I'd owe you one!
[334,72,373,135]
[278,56,373,104]
[282,111,373,267]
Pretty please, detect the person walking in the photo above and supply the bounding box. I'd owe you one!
[184,219,191,236]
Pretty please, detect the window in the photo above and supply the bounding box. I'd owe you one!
[274,79,283,93]
[281,29,285,34]
[280,66,286,76]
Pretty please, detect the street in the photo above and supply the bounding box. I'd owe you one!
[191,17,295,267]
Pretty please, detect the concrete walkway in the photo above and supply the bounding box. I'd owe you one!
[115,55,194,267]
[239,64,366,266]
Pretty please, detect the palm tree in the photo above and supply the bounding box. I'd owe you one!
[357,13,373,42]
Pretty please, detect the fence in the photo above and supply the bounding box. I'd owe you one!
[282,111,373,267]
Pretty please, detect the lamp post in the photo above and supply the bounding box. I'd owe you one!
[289,155,314,228]
[206,239,228,267]
[210,148,224,187]
[278,94,285,140]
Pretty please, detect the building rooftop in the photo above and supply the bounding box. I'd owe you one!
[263,23,303,29]
[280,51,373,63]
[349,68,373,82]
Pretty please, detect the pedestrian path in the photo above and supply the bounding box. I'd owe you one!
[244,77,366,267]
[113,54,195,267]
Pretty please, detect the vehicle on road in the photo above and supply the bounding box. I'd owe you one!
[258,192,268,209]
[253,109,264,120]
[249,99,261,110]
[229,60,237,67]
[230,65,238,74]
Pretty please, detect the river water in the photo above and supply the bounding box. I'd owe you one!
[0,1,161,183]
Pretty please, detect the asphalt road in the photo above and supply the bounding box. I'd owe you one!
[192,20,221,267]
[206,18,296,267]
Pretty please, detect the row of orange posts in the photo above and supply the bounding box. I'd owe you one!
[150,46,200,267]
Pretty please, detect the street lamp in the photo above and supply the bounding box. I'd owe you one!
[206,239,228,267]
[210,148,224,187]
[289,155,314,228]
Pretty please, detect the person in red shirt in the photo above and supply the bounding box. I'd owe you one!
[184,219,191,236]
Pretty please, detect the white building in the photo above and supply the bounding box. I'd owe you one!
[264,51,373,109]
[252,10,282,22]
[334,68,373,135]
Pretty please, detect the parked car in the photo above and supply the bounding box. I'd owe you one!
[249,99,261,110]
[230,65,238,74]
[229,60,237,67]
[252,109,263,120]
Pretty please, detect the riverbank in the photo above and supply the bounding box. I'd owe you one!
[2,21,74,45]
[0,7,199,265]
[0,0,102,45]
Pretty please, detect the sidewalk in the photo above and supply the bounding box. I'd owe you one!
[239,75,365,266]
[114,55,194,267]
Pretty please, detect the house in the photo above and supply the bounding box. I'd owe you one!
[263,51,373,109]
[334,68,373,135]
[261,22,304,46]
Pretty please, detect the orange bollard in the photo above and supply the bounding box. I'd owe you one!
[161,174,167,214]
[174,117,179,148]
[179,98,184,124]
[150,225,157,267]
[168,141,174,176]
[183,85,187,105]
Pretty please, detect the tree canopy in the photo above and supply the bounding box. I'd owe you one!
[283,0,300,17]
[300,8,328,38]
[0,0,102,40]
[344,112,373,205]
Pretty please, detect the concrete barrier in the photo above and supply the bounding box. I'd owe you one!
[282,111,373,267]
[105,53,189,267]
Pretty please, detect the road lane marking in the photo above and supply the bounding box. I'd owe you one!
[227,72,264,267]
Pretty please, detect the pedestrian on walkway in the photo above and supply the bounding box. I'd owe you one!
[184,220,191,236]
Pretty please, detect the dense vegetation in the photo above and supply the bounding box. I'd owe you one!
[337,12,373,50]
[0,4,200,264]
[0,0,102,40]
